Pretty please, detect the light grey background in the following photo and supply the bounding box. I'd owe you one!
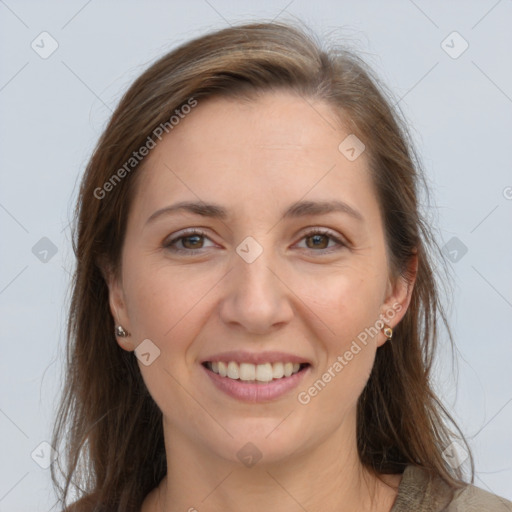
[1,1,511,510]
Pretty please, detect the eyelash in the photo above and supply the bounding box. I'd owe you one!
[163,228,347,255]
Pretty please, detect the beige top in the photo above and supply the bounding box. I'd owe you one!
[391,465,512,511]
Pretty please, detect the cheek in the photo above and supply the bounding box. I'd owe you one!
[123,263,212,408]
[123,256,211,339]
[296,270,384,398]
[297,267,385,342]
[300,278,380,414]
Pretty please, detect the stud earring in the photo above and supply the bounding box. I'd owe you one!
[115,325,130,337]
[383,325,393,341]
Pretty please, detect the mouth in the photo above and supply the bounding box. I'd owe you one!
[202,360,310,383]
[200,358,311,402]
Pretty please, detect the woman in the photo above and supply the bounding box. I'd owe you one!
[51,21,512,511]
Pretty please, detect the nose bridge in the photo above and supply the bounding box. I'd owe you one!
[237,238,277,294]
[219,234,292,332]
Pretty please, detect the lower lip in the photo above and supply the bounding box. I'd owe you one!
[202,364,310,403]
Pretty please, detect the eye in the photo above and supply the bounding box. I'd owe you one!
[295,228,346,253]
[163,229,215,254]
[163,227,347,255]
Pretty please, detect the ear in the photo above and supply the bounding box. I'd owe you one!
[101,262,135,352]
[377,252,418,347]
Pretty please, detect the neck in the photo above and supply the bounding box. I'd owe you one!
[144,411,400,512]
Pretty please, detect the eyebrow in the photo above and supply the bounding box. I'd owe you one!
[145,199,364,226]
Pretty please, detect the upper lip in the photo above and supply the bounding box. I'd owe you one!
[201,351,311,366]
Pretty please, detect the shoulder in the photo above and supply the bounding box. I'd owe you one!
[392,465,512,512]
[447,484,512,511]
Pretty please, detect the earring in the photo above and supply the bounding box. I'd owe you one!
[115,325,130,337]
[383,325,393,341]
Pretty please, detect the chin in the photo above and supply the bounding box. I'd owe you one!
[205,416,315,466]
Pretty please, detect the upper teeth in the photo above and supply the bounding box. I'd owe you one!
[208,361,302,382]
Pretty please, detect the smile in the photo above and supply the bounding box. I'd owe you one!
[203,361,309,382]
[201,360,311,402]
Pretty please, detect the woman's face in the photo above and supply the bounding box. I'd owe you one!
[107,90,412,466]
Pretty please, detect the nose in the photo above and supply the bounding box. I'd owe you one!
[218,241,294,334]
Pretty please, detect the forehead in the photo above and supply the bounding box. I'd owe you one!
[164,90,347,156]
[129,91,376,223]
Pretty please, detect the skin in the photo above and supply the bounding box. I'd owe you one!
[105,90,417,512]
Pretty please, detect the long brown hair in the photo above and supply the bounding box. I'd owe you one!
[51,20,473,511]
